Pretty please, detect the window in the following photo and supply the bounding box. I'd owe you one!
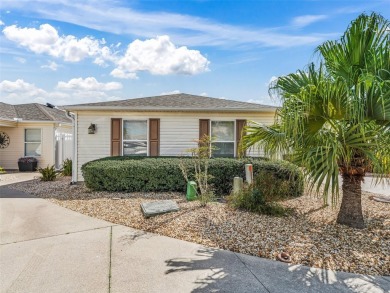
[123,120,147,156]
[25,129,42,156]
[211,121,235,157]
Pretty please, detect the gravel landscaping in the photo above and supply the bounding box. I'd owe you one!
[8,176,390,276]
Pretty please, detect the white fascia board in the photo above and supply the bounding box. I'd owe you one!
[61,106,277,113]
[17,120,72,125]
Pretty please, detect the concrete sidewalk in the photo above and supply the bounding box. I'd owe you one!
[0,187,389,293]
[0,172,39,186]
[361,176,390,196]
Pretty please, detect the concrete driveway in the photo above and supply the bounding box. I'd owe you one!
[0,187,389,292]
[0,172,39,186]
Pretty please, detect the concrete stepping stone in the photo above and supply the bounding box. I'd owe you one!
[141,200,179,218]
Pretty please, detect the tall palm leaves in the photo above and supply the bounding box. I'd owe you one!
[242,13,390,227]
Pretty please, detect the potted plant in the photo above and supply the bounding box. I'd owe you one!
[18,157,38,172]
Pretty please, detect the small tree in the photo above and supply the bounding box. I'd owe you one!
[242,13,390,229]
[180,135,216,206]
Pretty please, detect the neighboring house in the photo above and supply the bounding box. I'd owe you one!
[0,102,73,170]
[63,93,277,182]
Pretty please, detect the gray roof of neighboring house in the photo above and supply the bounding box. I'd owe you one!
[62,93,277,112]
[0,102,72,123]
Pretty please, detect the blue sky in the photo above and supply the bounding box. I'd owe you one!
[0,0,389,106]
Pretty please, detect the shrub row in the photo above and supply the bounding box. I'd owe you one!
[81,157,303,197]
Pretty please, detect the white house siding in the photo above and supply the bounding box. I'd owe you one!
[0,123,56,170]
[75,111,275,181]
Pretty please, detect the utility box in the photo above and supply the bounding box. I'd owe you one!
[245,164,253,185]
[186,181,197,201]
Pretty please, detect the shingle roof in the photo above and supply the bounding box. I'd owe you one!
[63,93,277,112]
[0,102,17,120]
[0,102,71,123]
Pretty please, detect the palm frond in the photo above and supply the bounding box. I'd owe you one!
[242,122,289,159]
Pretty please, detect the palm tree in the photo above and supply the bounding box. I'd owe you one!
[243,13,390,229]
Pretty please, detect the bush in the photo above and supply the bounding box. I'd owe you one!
[228,186,290,216]
[254,169,302,201]
[62,159,72,176]
[38,165,57,181]
[0,166,5,174]
[18,157,38,163]
[82,157,304,197]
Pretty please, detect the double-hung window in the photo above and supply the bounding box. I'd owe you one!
[123,120,147,156]
[25,129,42,156]
[211,121,235,157]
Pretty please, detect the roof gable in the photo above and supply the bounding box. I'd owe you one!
[0,102,71,123]
[0,102,17,120]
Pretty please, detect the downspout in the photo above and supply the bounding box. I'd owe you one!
[53,124,58,170]
[66,111,77,184]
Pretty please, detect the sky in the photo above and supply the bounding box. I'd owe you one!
[0,0,389,106]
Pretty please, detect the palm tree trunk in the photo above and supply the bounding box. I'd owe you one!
[337,174,365,229]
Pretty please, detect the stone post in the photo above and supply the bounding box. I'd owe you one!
[233,177,243,194]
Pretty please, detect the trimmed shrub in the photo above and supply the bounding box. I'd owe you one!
[81,157,303,197]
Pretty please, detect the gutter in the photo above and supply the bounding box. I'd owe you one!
[0,117,17,122]
[60,106,278,113]
[65,111,77,184]
[0,118,71,124]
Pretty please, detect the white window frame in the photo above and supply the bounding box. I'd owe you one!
[210,120,236,157]
[24,128,42,157]
[122,119,149,156]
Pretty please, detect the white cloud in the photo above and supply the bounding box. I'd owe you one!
[0,20,4,26]
[0,79,48,104]
[0,79,44,94]
[160,90,180,95]
[110,68,138,80]
[2,23,113,63]
[247,99,263,104]
[292,15,328,28]
[199,92,207,96]
[33,96,46,104]
[14,57,26,64]
[2,24,209,79]
[265,76,278,87]
[57,77,122,91]
[247,97,278,107]
[0,78,125,105]
[111,35,209,79]
[41,61,58,71]
[0,0,326,48]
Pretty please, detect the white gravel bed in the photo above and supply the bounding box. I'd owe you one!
[8,177,390,276]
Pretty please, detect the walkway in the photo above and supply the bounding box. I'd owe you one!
[0,179,389,292]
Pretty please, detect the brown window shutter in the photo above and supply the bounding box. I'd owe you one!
[236,119,247,157]
[149,119,160,156]
[111,118,122,156]
[199,119,210,140]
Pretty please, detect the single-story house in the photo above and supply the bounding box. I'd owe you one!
[0,102,73,170]
[63,93,277,182]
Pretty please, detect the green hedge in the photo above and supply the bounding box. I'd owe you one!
[81,157,303,197]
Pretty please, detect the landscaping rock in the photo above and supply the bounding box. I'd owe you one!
[141,200,179,217]
[7,177,390,276]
